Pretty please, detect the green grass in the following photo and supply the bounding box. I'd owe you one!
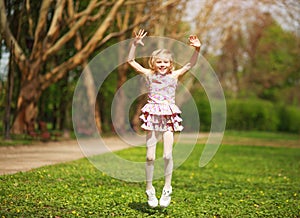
[0,135,35,146]
[0,134,299,217]
[0,132,75,147]
[224,130,300,140]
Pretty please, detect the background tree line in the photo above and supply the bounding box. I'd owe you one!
[0,0,299,139]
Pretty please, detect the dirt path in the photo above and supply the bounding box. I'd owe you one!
[2,132,296,176]
[0,133,203,175]
[0,137,134,175]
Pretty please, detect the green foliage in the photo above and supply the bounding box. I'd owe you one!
[226,99,279,131]
[0,135,34,146]
[225,99,300,133]
[187,89,300,133]
[249,22,300,103]
[0,134,299,217]
[278,105,300,133]
[183,90,211,132]
[98,70,118,132]
[257,22,298,74]
[211,19,300,105]
[224,130,300,141]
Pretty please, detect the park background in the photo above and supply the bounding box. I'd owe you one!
[0,0,299,138]
[0,0,299,217]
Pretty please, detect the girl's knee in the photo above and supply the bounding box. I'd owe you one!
[146,151,156,161]
[146,155,155,162]
[163,152,173,160]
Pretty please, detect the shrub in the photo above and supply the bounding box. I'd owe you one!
[187,92,299,133]
[226,99,279,131]
[278,105,300,133]
[185,91,211,132]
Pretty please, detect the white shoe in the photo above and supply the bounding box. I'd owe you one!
[159,186,172,207]
[146,186,158,208]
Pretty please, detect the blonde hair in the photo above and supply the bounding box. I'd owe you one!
[148,49,174,73]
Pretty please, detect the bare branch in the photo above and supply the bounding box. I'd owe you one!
[39,0,184,88]
[25,0,34,37]
[42,0,98,61]
[0,0,26,69]
[44,0,66,45]
[76,0,126,58]
[124,0,148,5]
[70,1,112,20]
[66,0,82,50]
[41,0,126,88]
[30,0,52,59]
[87,9,104,22]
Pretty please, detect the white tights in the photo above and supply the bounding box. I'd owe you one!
[145,131,174,190]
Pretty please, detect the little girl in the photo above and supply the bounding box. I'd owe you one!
[127,29,201,208]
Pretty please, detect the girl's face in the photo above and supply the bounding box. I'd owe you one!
[154,58,171,75]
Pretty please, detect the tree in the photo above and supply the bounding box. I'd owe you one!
[0,0,183,134]
[0,0,126,134]
[193,0,300,97]
[249,21,300,103]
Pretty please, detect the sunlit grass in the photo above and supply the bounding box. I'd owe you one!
[224,130,300,140]
[0,132,299,217]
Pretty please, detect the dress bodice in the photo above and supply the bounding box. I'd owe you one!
[146,72,177,104]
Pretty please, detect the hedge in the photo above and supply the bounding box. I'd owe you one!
[188,95,300,133]
[277,105,300,133]
[226,99,280,131]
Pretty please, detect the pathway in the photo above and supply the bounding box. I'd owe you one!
[0,137,133,175]
[0,133,203,175]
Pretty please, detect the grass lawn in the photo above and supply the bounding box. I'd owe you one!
[0,132,299,217]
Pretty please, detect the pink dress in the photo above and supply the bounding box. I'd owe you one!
[139,72,184,132]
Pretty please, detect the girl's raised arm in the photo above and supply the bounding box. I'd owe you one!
[173,35,201,78]
[127,29,151,75]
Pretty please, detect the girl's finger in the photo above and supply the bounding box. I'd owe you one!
[142,31,148,38]
[189,35,197,41]
[139,29,144,36]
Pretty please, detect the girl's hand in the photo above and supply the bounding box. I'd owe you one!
[133,29,147,46]
[188,35,201,48]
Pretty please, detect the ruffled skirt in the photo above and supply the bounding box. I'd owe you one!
[139,103,184,132]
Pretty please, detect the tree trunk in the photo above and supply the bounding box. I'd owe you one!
[131,92,147,132]
[3,47,14,139]
[82,61,102,133]
[11,76,41,134]
[58,73,69,131]
[113,46,128,134]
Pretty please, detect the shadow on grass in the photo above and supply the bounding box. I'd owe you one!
[128,201,168,216]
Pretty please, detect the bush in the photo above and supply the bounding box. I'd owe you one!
[182,90,226,132]
[182,91,211,132]
[187,92,299,133]
[226,99,279,131]
[278,105,300,133]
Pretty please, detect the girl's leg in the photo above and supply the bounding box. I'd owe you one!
[145,131,159,190]
[159,130,174,207]
[162,131,174,189]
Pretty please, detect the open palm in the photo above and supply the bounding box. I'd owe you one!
[189,35,201,48]
[134,29,147,46]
